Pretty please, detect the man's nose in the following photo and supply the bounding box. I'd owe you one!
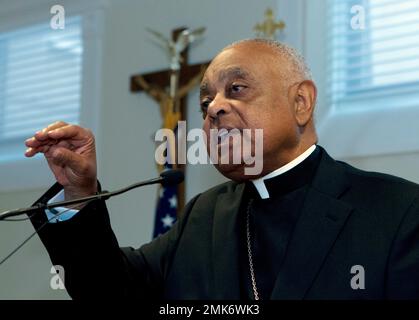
[207,95,231,119]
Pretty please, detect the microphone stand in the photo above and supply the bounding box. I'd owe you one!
[0,177,164,221]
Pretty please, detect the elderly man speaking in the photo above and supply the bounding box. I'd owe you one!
[24,39,419,300]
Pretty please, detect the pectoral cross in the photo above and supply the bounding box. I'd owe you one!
[130,27,209,212]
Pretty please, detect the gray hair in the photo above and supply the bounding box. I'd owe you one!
[224,38,312,81]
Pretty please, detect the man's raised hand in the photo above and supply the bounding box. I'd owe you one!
[25,121,98,201]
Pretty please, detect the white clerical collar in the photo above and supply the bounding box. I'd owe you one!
[251,145,317,199]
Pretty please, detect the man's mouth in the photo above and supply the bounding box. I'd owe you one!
[216,128,243,145]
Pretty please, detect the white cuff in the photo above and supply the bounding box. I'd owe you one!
[45,189,80,223]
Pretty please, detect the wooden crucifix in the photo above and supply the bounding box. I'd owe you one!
[130,27,210,213]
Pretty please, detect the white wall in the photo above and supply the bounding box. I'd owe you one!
[342,152,419,184]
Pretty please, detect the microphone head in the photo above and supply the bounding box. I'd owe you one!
[160,169,184,186]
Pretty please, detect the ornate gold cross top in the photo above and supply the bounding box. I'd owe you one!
[254,8,286,40]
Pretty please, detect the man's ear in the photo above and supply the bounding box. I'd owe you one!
[292,80,317,126]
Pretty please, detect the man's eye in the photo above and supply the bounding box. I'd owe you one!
[231,84,246,93]
[200,100,211,118]
[200,100,211,109]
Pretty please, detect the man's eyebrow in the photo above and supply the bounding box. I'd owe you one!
[199,67,253,97]
[199,82,209,97]
[218,67,253,82]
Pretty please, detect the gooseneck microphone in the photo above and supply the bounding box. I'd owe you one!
[0,169,184,221]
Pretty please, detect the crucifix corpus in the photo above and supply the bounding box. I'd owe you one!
[130,27,209,212]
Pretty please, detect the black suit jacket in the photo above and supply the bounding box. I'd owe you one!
[30,148,419,299]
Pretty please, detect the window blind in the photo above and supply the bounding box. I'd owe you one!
[0,16,82,162]
[327,0,419,110]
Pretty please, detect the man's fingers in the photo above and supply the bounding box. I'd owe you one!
[34,121,69,141]
[25,136,54,148]
[25,147,38,157]
[25,121,69,149]
[25,140,72,159]
[25,145,48,157]
[47,125,91,142]
[25,137,39,147]
[24,122,87,156]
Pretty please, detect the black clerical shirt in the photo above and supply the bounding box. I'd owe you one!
[239,147,322,300]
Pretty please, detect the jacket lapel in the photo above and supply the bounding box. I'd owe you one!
[211,183,245,299]
[271,149,354,299]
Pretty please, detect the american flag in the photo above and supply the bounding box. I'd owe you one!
[153,164,178,238]
[152,104,181,238]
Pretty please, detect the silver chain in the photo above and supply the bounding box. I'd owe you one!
[246,198,260,300]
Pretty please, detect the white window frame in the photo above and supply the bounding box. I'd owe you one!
[0,0,107,192]
[283,0,419,159]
